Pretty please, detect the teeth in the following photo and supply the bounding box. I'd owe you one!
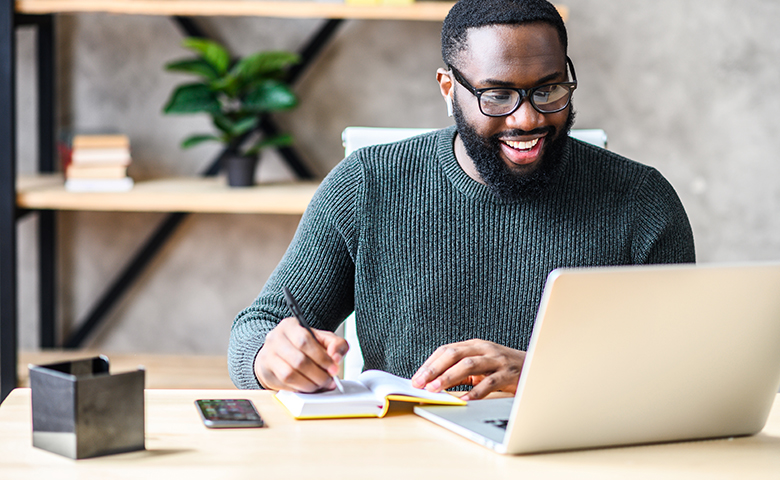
[504,138,539,150]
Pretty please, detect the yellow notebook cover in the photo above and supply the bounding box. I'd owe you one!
[275,370,466,419]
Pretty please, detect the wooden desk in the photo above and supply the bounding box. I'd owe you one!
[3,389,780,479]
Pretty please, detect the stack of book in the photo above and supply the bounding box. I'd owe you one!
[64,134,134,192]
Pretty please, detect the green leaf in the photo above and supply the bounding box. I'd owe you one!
[163,83,220,114]
[181,134,221,149]
[212,113,236,135]
[210,73,241,98]
[232,51,300,82]
[231,116,259,136]
[181,37,231,75]
[165,59,220,81]
[244,80,298,112]
[245,133,294,156]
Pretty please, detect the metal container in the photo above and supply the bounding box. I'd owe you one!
[28,355,145,459]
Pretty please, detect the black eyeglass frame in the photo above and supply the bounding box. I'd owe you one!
[447,56,578,117]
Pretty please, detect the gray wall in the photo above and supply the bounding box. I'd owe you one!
[15,0,780,354]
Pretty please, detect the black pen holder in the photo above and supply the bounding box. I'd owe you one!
[28,355,145,459]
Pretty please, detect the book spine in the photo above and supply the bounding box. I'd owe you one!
[65,164,128,179]
[64,177,134,192]
[72,134,130,150]
[70,150,132,166]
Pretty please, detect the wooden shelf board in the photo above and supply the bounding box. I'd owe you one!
[16,174,318,214]
[15,0,457,20]
[15,1,569,22]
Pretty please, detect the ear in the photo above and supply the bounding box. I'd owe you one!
[437,68,454,117]
[436,67,454,99]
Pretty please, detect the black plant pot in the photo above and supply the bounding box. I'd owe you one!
[224,154,259,187]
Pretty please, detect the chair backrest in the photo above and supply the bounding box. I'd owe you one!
[342,126,608,156]
[338,126,608,380]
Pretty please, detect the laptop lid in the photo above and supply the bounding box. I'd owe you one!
[415,263,780,454]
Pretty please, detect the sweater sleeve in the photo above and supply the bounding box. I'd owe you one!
[630,168,696,265]
[227,155,364,389]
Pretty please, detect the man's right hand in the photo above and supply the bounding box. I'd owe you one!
[254,317,349,392]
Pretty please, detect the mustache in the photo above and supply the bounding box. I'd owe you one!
[496,126,556,139]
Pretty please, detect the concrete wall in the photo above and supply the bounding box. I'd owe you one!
[15,1,780,355]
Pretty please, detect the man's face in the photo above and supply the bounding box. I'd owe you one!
[443,23,574,199]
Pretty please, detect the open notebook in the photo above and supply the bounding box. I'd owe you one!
[275,370,465,419]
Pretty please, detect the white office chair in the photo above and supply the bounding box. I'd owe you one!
[342,126,607,154]
[338,126,608,380]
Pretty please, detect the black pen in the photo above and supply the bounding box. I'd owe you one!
[282,287,345,394]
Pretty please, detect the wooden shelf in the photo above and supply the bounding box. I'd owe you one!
[15,0,457,20]
[18,350,235,389]
[16,174,318,214]
[16,1,568,22]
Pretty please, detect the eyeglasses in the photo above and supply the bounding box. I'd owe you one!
[448,56,577,117]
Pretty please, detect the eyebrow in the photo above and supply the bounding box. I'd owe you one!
[480,70,565,89]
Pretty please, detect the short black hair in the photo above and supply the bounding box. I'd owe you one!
[441,0,567,68]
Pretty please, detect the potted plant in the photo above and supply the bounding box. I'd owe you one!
[163,37,300,187]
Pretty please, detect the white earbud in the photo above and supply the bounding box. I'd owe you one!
[445,94,454,117]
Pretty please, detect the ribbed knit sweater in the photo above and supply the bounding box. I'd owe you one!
[229,125,695,389]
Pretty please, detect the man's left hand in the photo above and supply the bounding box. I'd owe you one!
[411,339,526,401]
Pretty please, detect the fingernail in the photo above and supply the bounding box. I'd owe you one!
[426,380,441,392]
[328,364,339,376]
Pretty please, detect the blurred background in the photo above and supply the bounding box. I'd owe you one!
[13,0,780,355]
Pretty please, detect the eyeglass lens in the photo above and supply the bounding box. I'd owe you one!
[480,85,572,115]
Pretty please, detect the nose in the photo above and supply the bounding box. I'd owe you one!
[504,98,544,132]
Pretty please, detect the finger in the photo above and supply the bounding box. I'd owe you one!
[412,341,483,388]
[275,333,335,387]
[257,318,336,392]
[461,372,514,401]
[258,354,327,392]
[314,330,350,375]
[256,342,329,392]
[462,352,526,401]
[280,318,338,374]
[278,321,350,388]
[411,344,463,387]
[424,355,501,393]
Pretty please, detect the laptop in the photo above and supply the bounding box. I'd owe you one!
[414,262,780,454]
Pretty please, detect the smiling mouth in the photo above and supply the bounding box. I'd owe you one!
[502,138,540,151]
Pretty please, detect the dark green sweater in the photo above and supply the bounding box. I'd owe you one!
[229,126,695,389]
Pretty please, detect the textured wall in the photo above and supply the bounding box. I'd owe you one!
[15,1,780,354]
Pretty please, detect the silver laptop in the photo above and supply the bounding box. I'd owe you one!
[414,263,780,454]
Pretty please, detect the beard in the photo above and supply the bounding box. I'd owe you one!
[453,98,576,201]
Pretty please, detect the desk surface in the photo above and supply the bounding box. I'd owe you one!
[3,389,780,479]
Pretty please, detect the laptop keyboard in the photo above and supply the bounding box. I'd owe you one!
[483,418,509,430]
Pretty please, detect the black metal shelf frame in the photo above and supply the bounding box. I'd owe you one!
[0,4,344,400]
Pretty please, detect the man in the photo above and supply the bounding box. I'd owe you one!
[228,0,695,401]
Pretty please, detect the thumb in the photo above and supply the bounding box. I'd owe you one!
[315,330,349,361]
